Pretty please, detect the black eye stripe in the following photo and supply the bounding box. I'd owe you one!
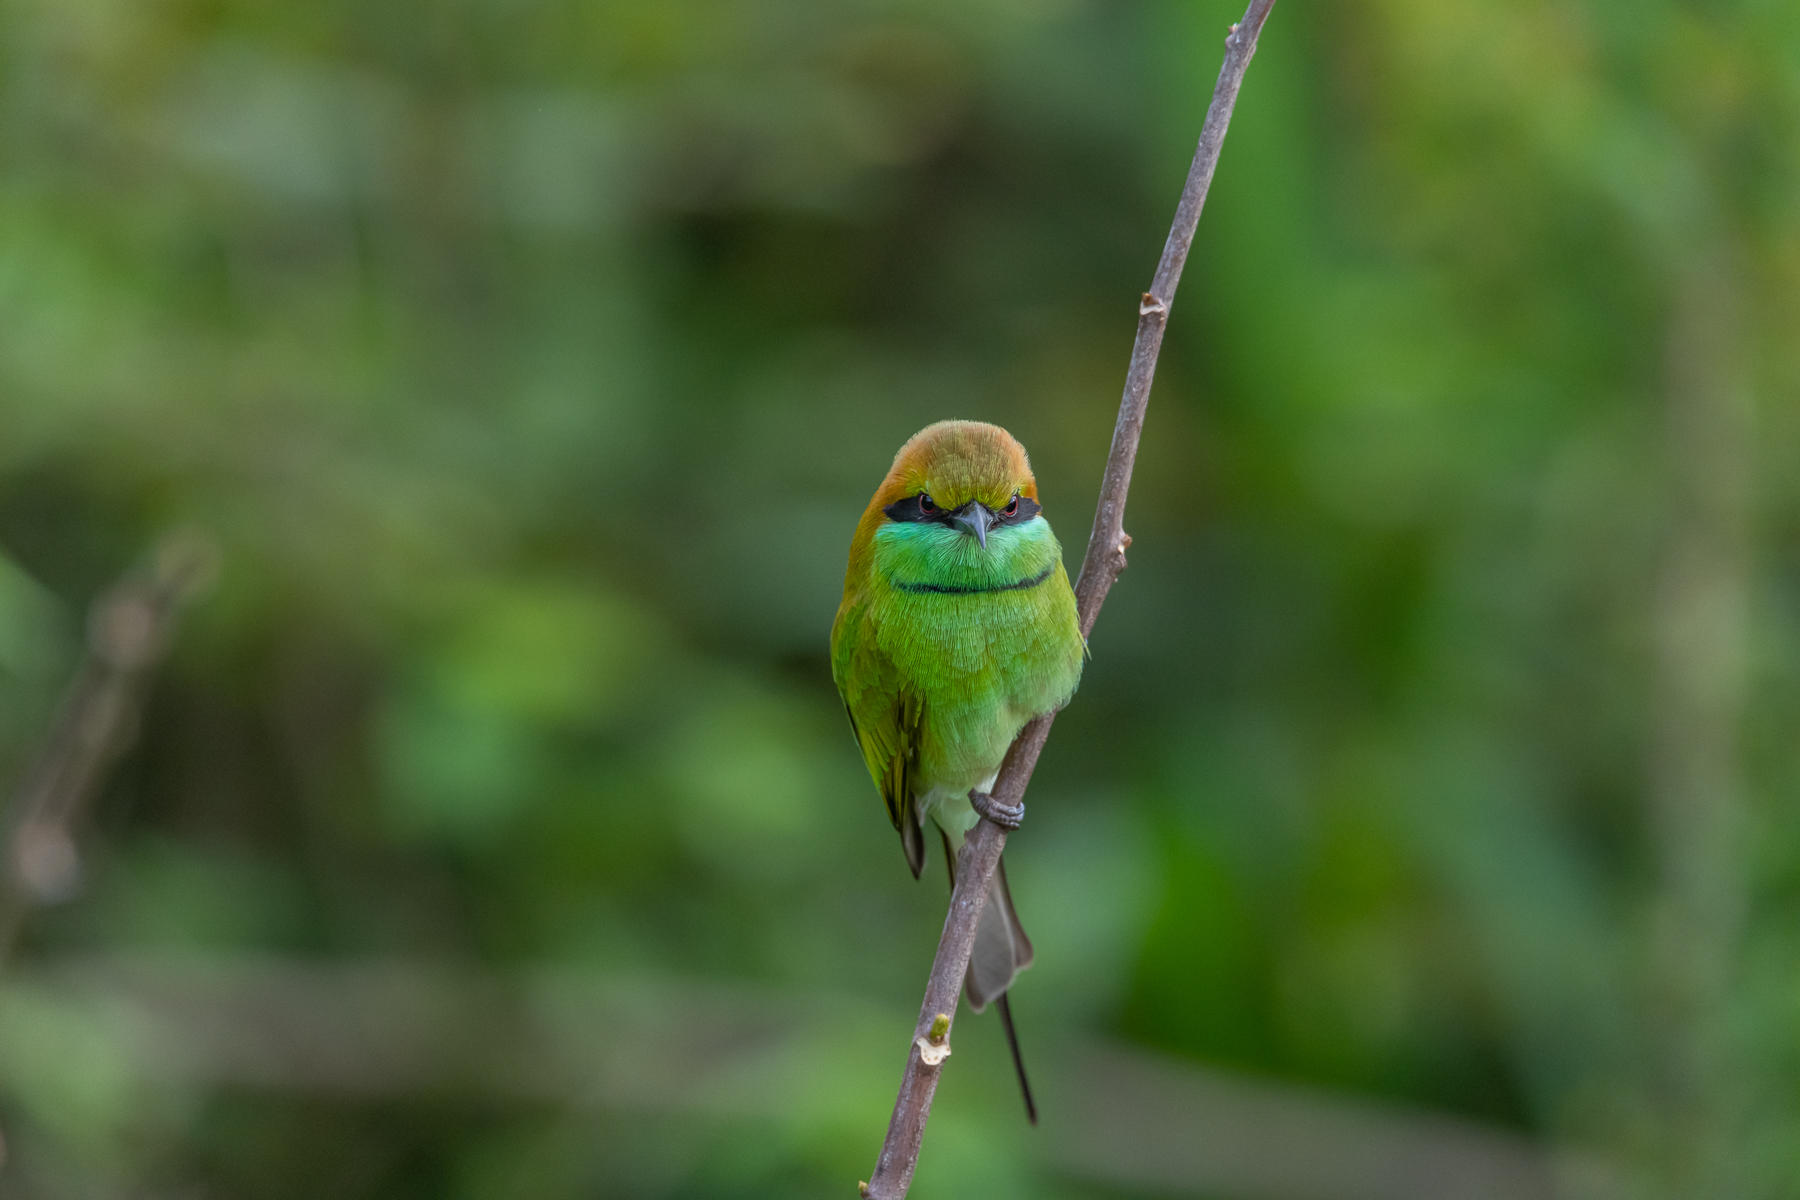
[883,492,1043,525]
[1000,496,1041,524]
[883,493,947,524]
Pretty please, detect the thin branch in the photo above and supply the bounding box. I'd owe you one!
[862,5,1278,1195]
[0,533,217,960]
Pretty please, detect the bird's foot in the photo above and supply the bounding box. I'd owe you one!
[970,790,1025,830]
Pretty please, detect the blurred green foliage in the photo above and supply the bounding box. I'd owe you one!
[1,0,1796,1197]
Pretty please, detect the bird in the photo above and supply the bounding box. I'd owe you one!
[830,419,1086,1124]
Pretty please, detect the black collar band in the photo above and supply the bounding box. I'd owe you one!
[889,564,1054,596]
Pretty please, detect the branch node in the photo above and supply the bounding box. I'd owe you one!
[859,1183,872,1198]
[916,1012,954,1064]
[1139,292,1167,316]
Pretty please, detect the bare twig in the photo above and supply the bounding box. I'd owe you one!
[0,533,217,959]
[862,5,1278,1195]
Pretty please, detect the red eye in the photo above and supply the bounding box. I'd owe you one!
[1002,494,1020,517]
[917,493,937,514]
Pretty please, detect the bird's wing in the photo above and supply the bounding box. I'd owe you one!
[831,597,928,877]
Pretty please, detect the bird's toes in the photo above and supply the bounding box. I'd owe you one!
[970,790,1025,830]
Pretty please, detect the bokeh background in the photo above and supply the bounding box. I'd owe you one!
[2,1,1796,1197]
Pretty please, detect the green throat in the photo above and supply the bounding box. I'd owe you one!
[872,515,1061,597]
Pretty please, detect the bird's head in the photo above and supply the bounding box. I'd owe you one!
[854,421,1061,593]
[877,420,1042,550]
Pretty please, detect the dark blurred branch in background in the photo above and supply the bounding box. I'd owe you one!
[0,534,217,960]
[863,3,1278,1196]
[1,957,1627,1200]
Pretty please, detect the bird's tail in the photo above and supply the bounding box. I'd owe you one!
[994,992,1037,1125]
[940,830,1038,1123]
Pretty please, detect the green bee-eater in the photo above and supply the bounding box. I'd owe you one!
[831,420,1086,1122]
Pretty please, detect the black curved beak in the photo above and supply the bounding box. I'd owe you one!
[950,502,998,549]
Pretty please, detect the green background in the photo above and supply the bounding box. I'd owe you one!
[1,1,1795,1196]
